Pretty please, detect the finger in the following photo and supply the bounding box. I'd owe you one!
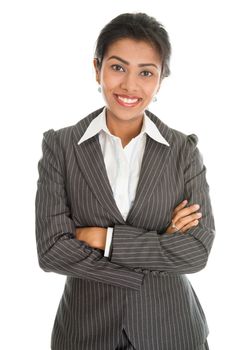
[172,200,188,215]
[175,212,202,229]
[167,211,201,234]
[166,223,180,234]
[169,213,201,234]
[172,204,200,223]
[75,228,80,239]
[179,220,199,233]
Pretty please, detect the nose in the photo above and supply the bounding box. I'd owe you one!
[120,72,139,92]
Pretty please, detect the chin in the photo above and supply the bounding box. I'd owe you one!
[107,102,146,118]
[109,107,143,121]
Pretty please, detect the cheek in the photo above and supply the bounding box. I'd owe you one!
[144,84,158,99]
[102,66,140,92]
[101,69,118,90]
[147,79,160,96]
[104,79,122,93]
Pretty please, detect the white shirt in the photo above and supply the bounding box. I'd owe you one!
[78,108,169,257]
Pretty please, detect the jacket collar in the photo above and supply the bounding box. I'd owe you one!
[77,107,169,147]
[72,107,172,224]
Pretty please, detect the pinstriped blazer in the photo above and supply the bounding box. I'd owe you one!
[35,107,215,350]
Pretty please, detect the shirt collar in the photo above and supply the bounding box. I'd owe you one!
[78,107,170,146]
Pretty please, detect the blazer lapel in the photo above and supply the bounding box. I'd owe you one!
[73,111,125,224]
[72,108,172,225]
[126,111,172,223]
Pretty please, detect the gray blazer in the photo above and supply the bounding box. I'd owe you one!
[35,107,215,350]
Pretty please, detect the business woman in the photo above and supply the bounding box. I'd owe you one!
[35,13,215,350]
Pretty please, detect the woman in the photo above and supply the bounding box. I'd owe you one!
[36,13,215,350]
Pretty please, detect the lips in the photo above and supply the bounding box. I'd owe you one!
[114,94,142,107]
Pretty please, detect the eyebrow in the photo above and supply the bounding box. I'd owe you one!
[107,55,160,70]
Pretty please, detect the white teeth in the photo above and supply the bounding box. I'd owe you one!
[117,96,139,104]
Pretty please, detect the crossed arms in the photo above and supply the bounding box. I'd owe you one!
[35,130,215,290]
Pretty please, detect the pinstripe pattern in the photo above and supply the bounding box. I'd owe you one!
[35,107,215,349]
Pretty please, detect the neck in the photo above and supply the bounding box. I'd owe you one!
[106,110,144,147]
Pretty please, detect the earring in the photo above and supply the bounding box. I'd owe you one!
[153,95,157,102]
[98,86,101,93]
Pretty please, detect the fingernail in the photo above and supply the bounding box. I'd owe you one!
[194,204,200,209]
[196,213,202,218]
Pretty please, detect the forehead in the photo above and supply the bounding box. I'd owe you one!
[104,38,162,64]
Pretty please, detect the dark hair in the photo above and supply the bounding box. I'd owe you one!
[94,13,171,79]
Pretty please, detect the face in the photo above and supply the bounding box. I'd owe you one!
[94,38,162,123]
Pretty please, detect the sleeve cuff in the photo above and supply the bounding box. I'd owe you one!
[104,227,113,257]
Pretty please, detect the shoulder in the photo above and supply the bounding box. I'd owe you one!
[42,107,105,147]
[146,109,199,150]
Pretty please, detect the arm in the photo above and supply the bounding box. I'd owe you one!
[35,130,143,290]
[109,134,215,274]
[75,202,202,250]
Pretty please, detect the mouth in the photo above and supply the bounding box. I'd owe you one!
[114,94,142,107]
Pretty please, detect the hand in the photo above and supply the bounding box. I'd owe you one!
[75,226,107,250]
[166,200,202,234]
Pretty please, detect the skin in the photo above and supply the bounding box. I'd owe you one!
[76,38,201,249]
[94,38,162,147]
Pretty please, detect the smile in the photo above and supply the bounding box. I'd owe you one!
[114,94,142,107]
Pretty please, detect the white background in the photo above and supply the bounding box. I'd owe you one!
[0,0,233,349]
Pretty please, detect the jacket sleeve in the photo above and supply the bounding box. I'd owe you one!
[110,134,215,274]
[35,129,144,290]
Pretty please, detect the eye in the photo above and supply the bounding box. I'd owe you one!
[111,64,125,72]
[140,70,153,77]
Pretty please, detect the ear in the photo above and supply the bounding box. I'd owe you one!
[93,58,101,84]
